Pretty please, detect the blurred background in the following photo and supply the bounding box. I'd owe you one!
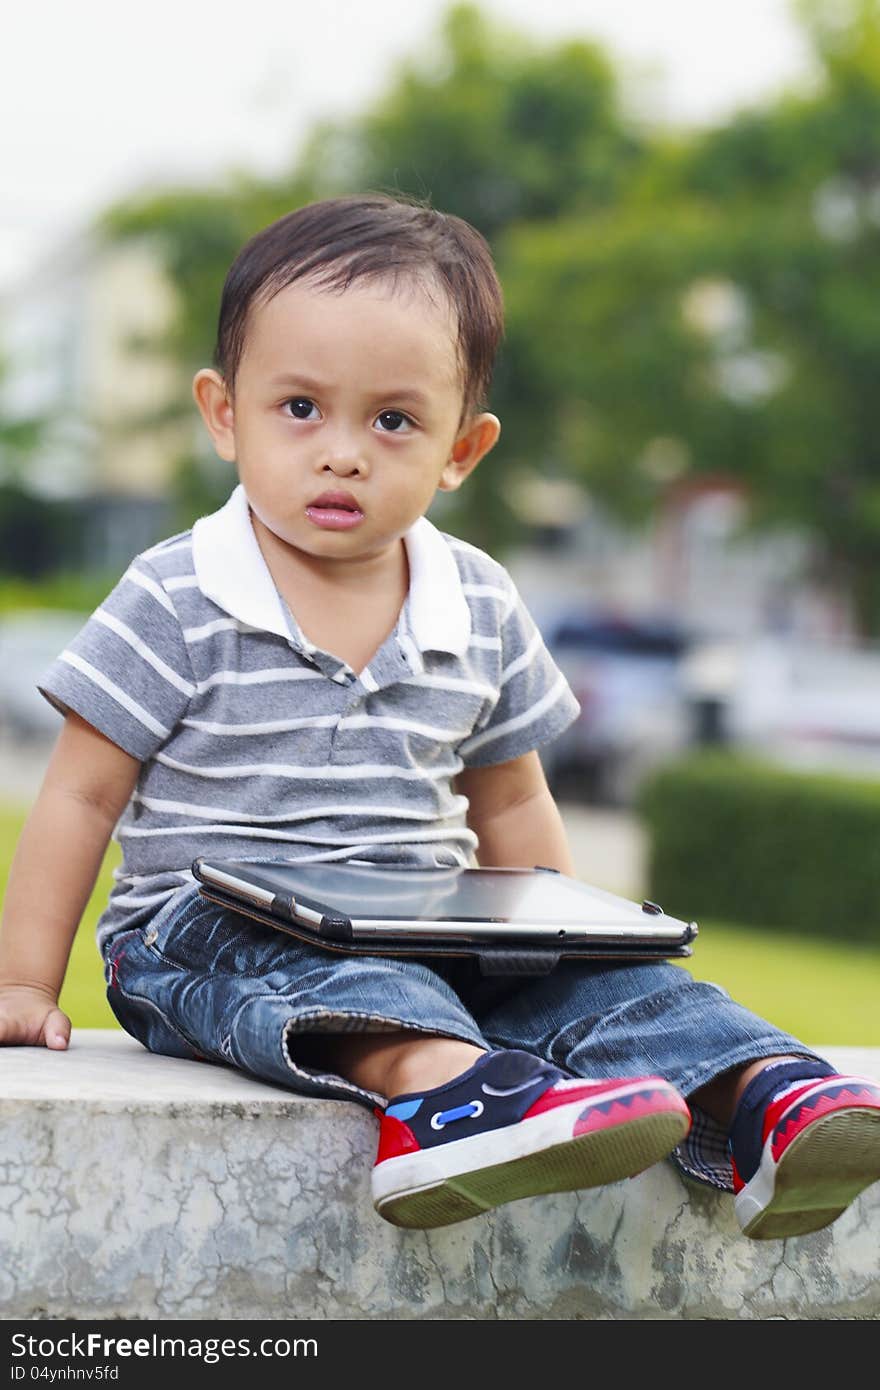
[2,0,879,1042]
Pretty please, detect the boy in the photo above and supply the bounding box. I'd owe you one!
[1,194,879,1237]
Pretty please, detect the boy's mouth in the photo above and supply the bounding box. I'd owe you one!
[305,490,365,531]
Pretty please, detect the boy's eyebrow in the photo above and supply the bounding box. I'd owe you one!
[268,373,327,394]
[268,372,432,408]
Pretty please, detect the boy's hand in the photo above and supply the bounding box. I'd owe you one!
[0,984,71,1049]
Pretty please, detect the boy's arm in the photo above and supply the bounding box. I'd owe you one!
[454,751,575,875]
[0,711,141,1049]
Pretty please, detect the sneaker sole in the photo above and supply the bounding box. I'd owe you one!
[375,1091,690,1230]
[736,1106,880,1240]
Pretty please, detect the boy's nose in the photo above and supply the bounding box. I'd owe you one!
[317,432,369,477]
[322,456,366,477]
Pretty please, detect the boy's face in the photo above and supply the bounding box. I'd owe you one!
[193,275,499,571]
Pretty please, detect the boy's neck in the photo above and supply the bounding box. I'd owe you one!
[249,508,408,595]
[248,509,410,673]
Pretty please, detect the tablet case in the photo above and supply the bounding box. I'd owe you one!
[193,861,697,977]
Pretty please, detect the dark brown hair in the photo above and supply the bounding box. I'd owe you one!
[213,193,504,417]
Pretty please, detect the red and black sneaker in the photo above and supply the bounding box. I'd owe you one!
[371,1048,691,1229]
[733,1074,880,1239]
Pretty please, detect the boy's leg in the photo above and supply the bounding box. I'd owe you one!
[369,1046,689,1229]
[299,1024,689,1229]
[465,958,880,1238]
[295,1029,689,1229]
[105,889,689,1228]
[295,1030,486,1097]
[717,1060,880,1238]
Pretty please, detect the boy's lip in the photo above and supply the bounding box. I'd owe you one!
[305,490,365,531]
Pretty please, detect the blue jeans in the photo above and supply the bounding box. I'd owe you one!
[103,884,828,1192]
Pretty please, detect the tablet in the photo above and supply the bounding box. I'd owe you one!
[191,858,697,951]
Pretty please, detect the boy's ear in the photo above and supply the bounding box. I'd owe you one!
[438,412,501,492]
[192,368,236,463]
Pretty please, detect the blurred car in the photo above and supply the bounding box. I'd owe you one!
[0,610,86,741]
[536,607,694,805]
[704,634,880,779]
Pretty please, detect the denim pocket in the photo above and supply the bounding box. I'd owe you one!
[105,908,208,1061]
[107,974,203,1061]
[146,885,295,978]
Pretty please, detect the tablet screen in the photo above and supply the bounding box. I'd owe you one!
[203,860,678,931]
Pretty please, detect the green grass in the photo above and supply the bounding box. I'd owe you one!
[1,801,879,1043]
[675,922,880,1046]
[0,572,122,614]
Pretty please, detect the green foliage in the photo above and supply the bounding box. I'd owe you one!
[498,203,751,518]
[0,571,117,614]
[639,752,880,944]
[300,4,642,237]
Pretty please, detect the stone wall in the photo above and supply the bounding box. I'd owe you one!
[2,1032,878,1320]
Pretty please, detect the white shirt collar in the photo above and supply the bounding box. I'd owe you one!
[191,483,471,656]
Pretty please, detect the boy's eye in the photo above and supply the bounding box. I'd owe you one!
[284,398,320,420]
[375,410,412,433]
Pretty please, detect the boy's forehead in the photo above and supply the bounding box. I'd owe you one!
[241,274,462,389]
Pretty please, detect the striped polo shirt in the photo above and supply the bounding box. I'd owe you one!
[38,484,580,951]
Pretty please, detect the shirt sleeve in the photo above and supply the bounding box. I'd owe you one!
[36,558,195,761]
[457,586,580,768]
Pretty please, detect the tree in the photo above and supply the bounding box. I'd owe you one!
[299,4,642,238]
[496,0,880,631]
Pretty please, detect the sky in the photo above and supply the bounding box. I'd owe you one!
[2,0,816,295]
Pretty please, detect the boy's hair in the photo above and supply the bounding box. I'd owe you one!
[213,193,504,417]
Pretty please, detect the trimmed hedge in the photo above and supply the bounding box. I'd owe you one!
[638,752,880,944]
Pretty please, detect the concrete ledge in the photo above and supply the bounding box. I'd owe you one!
[2,1032,879,1321]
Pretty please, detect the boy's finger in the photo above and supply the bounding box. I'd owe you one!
[42,1009,71,1050]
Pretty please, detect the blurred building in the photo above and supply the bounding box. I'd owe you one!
[0,228,188,567]
[509,472,853,645]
